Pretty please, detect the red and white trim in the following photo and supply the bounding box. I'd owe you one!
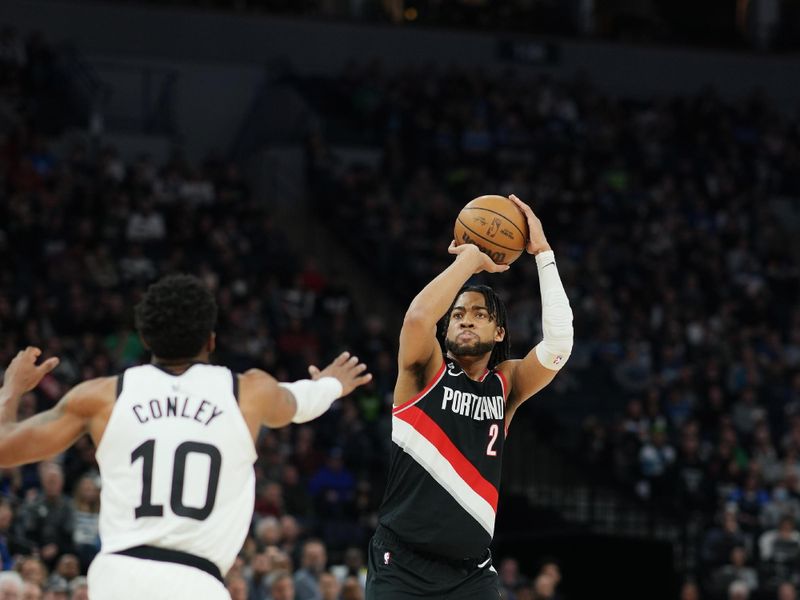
[392,406,498,535]
[392,361,446,416]
[495,371,509,402]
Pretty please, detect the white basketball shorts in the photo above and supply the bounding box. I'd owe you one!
[88,553,229,600]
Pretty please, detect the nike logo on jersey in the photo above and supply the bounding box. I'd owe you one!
[478,557,492,569]
[447,363,465,377]
[441,387,504,421]
[132,396,224,426]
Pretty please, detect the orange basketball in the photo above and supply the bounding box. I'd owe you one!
[454,195,529,265]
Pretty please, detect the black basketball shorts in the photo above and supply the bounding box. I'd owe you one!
[365,526,501,600]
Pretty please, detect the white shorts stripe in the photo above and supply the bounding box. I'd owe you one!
[392,417,496,535]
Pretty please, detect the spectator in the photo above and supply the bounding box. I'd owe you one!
[294,539,327,600]
[49,556,78,586]
[16,558,47,589]
[702,508,751,568]
[499,557,522,599]
[255,482,285,518]
[319,572,341,600]
[759,515,800,590]
[21,582,41,600]
[41,576,67,600]
[66,577,86,600]
[729,472,770,532]
[680,579,700,600]
[17,463,73,568]
[226,574,248,600]
[70,476,99,572]
[280,514,303,565]
[537,559,562,600]
[729,580,750,600]
[532,573,556,600]
[341,576,363,600]
[254,516,283,550]
[282,465,314,519]
[0,500,30,569]
[272,571,296,600]
[709,546,759,596]
[308,448,356,516]
[246,551,271,600]
[638,425,676,500]
[778,582,798,600]
[0,571,24,600]
[125,200,166,243]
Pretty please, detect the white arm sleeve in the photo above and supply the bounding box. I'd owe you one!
[534,250,574,371]
[279,377,343,424]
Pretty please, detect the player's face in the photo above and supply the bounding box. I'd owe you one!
[445,291,504,357]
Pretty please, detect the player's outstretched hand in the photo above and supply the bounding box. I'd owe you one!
[508,194,552,255]
[2,347,60,396]
[448,241,510,274]
[308,352,372,397]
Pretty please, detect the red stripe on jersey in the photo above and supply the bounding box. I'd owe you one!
[392,360,446,415]
[394,405,499,510]
[496,370,509,402]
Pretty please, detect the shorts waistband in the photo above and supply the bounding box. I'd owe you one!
[375,524,490,571]
[112,545,223,583]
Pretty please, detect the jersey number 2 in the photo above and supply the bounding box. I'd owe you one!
[131,439,222,521]
[486,423,499,457]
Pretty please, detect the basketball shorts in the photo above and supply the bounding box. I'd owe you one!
[88,548,229,600]
[365,525,501,600]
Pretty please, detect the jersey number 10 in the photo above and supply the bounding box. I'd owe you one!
[131,439,222,521]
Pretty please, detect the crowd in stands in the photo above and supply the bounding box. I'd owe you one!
[5,19,800,600]
[0,26,393,600]
[0,26,564,600]
[302,61,800,599]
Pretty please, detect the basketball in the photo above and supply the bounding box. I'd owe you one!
[453,195,529,265]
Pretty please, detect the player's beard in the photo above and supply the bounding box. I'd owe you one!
[445,336,496,357]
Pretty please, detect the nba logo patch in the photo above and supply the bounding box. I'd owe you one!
[384,552,391,565]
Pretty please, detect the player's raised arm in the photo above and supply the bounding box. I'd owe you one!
[500,195,574,425]
[399,243,509,377]
[0,347,102,467]
[240,351,371,430]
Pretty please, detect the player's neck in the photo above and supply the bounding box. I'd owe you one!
[151,352,209,375]
[447,353,491,379]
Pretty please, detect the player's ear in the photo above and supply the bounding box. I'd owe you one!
[495,326,505,342]
[207,332,217,353]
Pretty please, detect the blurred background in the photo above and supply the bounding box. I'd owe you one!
[1,1,800,599]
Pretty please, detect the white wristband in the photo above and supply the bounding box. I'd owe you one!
[279,377,343,424]
[535,251,573,371]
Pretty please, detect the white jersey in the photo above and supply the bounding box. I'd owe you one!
[96,363,256,575]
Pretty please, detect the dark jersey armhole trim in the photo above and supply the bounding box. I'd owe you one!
[232,371,240,404]
[116,371,125,400]
[392,360,446,414]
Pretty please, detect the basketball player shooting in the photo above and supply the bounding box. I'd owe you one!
[0,274,372,600]
[365,195,574,599]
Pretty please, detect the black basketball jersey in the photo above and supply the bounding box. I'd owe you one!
[378,358,508,560]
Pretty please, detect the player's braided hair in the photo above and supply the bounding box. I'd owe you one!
[439,284,510,369]
[134,274,218,360]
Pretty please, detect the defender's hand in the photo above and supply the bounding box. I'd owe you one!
[2,347,59,397]
[448,241,510,274]
[308,352,372,397]
[509,194,551,255]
